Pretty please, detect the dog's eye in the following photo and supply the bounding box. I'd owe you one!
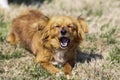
[55,26,60,28]
[68,25,73,28]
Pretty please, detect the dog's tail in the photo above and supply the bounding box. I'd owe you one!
[6,32,16,44]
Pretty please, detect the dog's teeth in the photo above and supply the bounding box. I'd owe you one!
[61,42,67,47]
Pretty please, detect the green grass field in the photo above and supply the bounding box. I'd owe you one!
[0,0,120,80]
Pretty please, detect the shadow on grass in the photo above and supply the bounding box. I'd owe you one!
[76,50,103,63]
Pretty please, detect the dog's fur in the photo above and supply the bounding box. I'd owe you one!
[7,9,88,75]
[6,9,49,51]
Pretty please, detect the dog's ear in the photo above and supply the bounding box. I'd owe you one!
[40,19,53,48]
[77,23,84,41]
[76,17,88,41]
[77,16,88,33]
[40,19,51,41]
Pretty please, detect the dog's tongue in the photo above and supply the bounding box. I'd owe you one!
[62,38,68,43]
[60,37,69,47]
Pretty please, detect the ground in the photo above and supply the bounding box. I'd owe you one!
[0,0,120,80]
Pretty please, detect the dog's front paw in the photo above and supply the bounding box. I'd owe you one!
[63,63,72,75]
[49,67,60,74]
[55,71,64,76]
[55,71,72,80]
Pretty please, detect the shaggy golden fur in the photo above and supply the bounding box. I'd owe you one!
[7,9,88,75]
[6,9,49,51]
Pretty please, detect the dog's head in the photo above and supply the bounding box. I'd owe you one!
[42,16,88,49]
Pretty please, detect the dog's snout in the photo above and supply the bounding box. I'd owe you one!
[61,29,67,35]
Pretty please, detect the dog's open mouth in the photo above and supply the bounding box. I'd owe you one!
[59,37,70,49]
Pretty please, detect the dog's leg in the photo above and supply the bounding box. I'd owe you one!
[63,60,75,75]
[34,52,60,74]
[41,62,60,74]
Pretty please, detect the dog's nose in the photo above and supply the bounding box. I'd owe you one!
[61,29,67,35]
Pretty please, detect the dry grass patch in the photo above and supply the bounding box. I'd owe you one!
[0,0,120,80]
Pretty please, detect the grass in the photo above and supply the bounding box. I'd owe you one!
[0,0,120,80]
[100,27,117,45]
[0,50,23,60]
[108,46,120,63]
[24,64,51,79]
[0,21,10,42]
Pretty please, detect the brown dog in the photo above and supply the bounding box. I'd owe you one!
[33,16,88,74]
[7,10,88,75]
